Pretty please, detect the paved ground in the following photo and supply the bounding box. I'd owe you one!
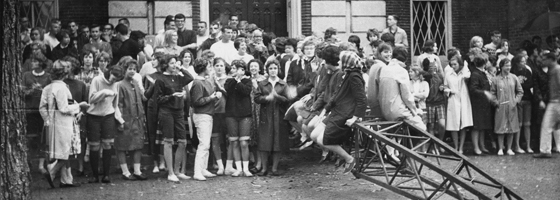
[30,148,559,200]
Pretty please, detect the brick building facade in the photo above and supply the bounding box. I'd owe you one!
[24,0,559,62]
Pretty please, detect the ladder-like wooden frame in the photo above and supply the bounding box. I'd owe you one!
[351,119,524,200]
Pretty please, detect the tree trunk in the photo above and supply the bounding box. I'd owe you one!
[1,0,32,199]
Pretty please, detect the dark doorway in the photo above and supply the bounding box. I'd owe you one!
[210,0,288,37]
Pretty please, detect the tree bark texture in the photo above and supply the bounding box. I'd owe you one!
[1,0,32,199]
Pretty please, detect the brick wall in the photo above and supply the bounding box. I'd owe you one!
[302,0,312,36]
[192,0,200,30]
[451,0,508,54]
[507,0,559,51]
[385,0,410,46]
[59,0,108,28]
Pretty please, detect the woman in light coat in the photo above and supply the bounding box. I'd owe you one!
[39,61,88,188]
[444,55,473,154]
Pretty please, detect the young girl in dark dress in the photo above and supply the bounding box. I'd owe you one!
[115,59,148,181]
[254,60,290,176]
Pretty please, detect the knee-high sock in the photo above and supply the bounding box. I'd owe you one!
[90,150,100,177]
[102,149,113,176]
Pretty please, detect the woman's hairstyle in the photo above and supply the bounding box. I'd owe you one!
[213,57,231,74]
[449,54,464,67]
[422,58,432,72]
[511,55,524,71]
[392,46,408,63]
[233,38,246,50]
[473,53,488,68]
[159,54,177,72]
[55,29,70,42]
[447,48,461,61]
[50,63,68,80]
[201,49,215,60]
[422,40,435,53]
[94,51,112,67]
[30,27,45,41]
[123,59,139,72]
[60,56,81,75]
[301,40,316,52]
[380,33,395,45]
[497,39,509,50]
[265,59,280,74]
[375,43,393,61]
[104,65,124,81]
[179,48,194,66]
[322,45,342,66]
[164,30,177,46]
[366,28,380,42]
[348,35,361,50]
[409,65,424,80]
[193,58,210,74]
[498,58,511,70]
[231,59,250,76]
[469,36,483,48]
[117,56,134,69]
[285,38,299,50]
[468,47,483,56]
[247,59,264,75]
[81,50,95,65]
[29,42,48,60]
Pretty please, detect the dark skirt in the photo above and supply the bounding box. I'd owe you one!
[471,103,494,130]
[322,113,352,145]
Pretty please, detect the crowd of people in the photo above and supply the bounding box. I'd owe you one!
[19,13,560,189]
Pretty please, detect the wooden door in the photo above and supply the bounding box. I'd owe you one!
[210,0,288,37]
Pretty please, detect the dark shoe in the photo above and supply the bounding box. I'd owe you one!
[43,171,55,188]
[533,153,553,158]
[270,171,283,176]
[133,173,148,181]
[88,177,100,183]
[60,183,81,188]
[249,167,261,174]
[101,176,111,183]
[343,158,356,174]
[78,170,85,177]
[121,174,137,181]
[257,170,268,176]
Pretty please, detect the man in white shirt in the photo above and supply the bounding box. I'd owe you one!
[44,19,61,49]
[196,21,209,57]
[210,26,237,64]
[484,30,501,56]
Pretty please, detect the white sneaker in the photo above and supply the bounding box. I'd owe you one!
[152,166,160,173]
[497,149,504,156]
[506,150,515,156]
[193,174,206,181]
[202,170,216,178]
[176,173,191,180]
[225,168,236,176]
[243,170,253,177]
[216,168,224,176]
[231,170,242,177]
[515,148,525,154]
[167,175,180,183]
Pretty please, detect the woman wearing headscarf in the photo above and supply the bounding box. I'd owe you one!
[310,51,367,173]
